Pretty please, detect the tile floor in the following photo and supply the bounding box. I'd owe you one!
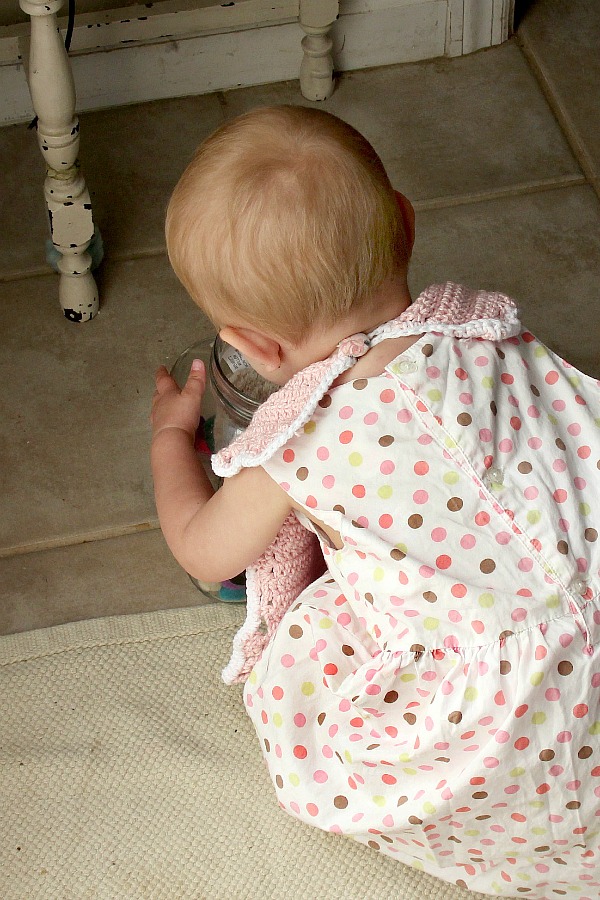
[1,0,599,634]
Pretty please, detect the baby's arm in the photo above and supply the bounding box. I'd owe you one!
[150,361,293,582]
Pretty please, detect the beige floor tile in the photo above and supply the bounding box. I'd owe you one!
[410,184,600,378]
[222,40,582,202]
[0,529,215,636]
[0,94,224,280]
[519,0,600,190]
[0,254,214,553]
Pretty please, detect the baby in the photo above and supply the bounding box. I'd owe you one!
[151,105,600,899]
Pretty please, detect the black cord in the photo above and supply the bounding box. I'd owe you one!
[28,0,76,130]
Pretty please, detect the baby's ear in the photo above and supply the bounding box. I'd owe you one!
[219,325,282,373]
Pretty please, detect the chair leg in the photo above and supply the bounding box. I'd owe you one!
[299,0,339,102]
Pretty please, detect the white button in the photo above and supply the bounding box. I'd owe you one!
[572,577,588,596]
[485,466,504,486]
[396,359,417,374]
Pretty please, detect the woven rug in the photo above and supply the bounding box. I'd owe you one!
[0,603,483,899]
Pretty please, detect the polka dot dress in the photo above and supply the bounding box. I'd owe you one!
[243,312,600,898]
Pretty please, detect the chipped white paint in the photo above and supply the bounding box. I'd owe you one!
[19,0,98,320]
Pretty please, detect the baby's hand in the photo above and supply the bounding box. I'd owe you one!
[151,359,206,440]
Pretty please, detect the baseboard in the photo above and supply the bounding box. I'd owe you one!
[0,0,514,125]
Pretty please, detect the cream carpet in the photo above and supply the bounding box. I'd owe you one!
[0,602,481,899]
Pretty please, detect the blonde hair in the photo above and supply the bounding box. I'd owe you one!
[165,105,408,343]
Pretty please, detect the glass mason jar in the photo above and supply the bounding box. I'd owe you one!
[170,336,277,602]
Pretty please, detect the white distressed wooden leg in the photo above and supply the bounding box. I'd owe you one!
[299,0,339,102]
[20,0,99,322]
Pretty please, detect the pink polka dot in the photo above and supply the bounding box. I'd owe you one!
[524,486,538,500]
[272,686,284,700]
[559,518,570,532]
[280,481,290,491]
[501,373,514,384]
[281,654,295,668]
[573,704,589,718]
[475,512,490,526]
[418,434,433,445]
[574,477,586,490]
[294,713,307,727]
[380,389,395,403]
[499,438,513,453]
[495,531,511,545]
[553,488,568,502]
[460,534,476,549]
[448,609,462,622]
[339,406,354,419]
[306,803,319,817]
[436,554,452,570]
[557,731,572,743]
[567,422,581,436]
[553,458,567,472]
[293,745,307,759]
[518,558,533,572]
[397,409,412,423]
[413,490,429,504]
[459,392,473,405]
[317,446,330,460]
[380,460,395,475]
[322,475,335,489]
[419,565,435,578]
[283,449,295,463]
[578,445,591,459]
[528,437,542,450]
[495,730,510,744]
[364,412,378,425]
[414,461,429,475]
[511,608,527,622]
[552,400,566,412]
[306,495,318,508]
[545,370,559,385]
[432,527,447,542]
[352,485,366,499]
[527,405,540,419]
[455,367,468,380]
[471,620,485,634]
[339,430,353,444]
[379,514,393,529]
[313,770,328,783]
[475,356,489,367]
[484,757,500,768]
[479,428,492,442]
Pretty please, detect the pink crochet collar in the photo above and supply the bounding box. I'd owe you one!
[212,282,520,478]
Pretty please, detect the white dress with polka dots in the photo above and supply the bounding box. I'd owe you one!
[242,284,600,899]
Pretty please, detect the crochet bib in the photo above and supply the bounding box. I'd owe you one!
[214,282,521,683]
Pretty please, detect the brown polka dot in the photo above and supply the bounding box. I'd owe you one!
[457,412,472,426]
[423,591,437,603]
[411,643,425,655]
[456,880,469,890]
[421,343,434,357]
[378,434,394,447]
[539,749,555,761]
[334,795,348,809]
[367,840,380,851]
[500,660,512,675]
[264,739,270,752]
[352,378,368,390]
[480,558,496,574]
[557,540,569,555]
[408,816,423,825]
[566,801,581,810]
[558,660,573,676]
[380,834,394,844]
[447,497,463,512]
[275,774,283,788]
[408,514,423,529]
[448,836,462,843]
[384,690,399,704]
[403,713,416,725]
[585,528,598,542]
[335,751,344,764]
[317,712,326,726]
[351,519,365,529]
[578,746,593,759]
[333,504,345,514]
[518,461,532,474]
[341,644,355,656]
[475,815,491,821]
[472,791,488,800]
[490,401,497,417]
[555,438,566,451]
[364,592,374,605]
[367,743,380,750]
[530,384,540,397]
[390,548,405,561]
[534,845,550,853]
[499,630,514,643]
[296,466,309,481]
[318,393,332,408]
[397,795,408,806]
[448,711,462,724]
[289,624,303,639]
[496,348,505,360]
[435,756,450,763]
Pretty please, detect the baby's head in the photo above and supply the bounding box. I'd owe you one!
[166,105,412,345]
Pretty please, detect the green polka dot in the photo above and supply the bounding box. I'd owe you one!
[443,471,460,485]
[510,767,525,777]
[530,671,544,686]
[301,682,315,696]
[464,829,480,837]
[580,502,591,516]
[424,617,439,630]
[398,752,412,763]
[303,421,316,434]
[289,773,300,787]
[589,721,600,735]
[464,686,478,702]
[403,767,417,776]
[594,417,600,428]
[318,617,333,629]
[272,712,283,727]
[482,376,494,389]
[396,542,408,554]
[546,594,560,609]
[531,827,546,835]
[478,592,494,608]
[532,712,546,725]
[400,673,416,682]
[547,413,558,426]
[348,452,363,466]
[423,801,436,815]
[517,873,532,883]
[378,485,393,499]
[248,670,258,685]
[412,861,425,871]
[527,510,541,525]
[534,346,547,358]
[344,750,352,763]
[568,375,581,389]
[428,389,442,402]
[373,795,386,807]
[444,436,457,450]
[373,567,385,582]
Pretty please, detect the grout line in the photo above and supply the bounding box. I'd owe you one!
[0,175,591,285]
[516,32,600,204]
[0,520,161,560]
[413,175,587,212]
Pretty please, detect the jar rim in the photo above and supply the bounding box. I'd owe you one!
[209,335,264,426]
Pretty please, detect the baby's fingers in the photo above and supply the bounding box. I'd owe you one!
[181,359,206,398]
[155,365,177,394]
